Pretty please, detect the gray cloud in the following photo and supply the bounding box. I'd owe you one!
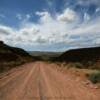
[0,29,10,35]
[0,26,14,35]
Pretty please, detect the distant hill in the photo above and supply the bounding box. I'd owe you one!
[29,51,62,60]
[0,41,37,72]
[55,47,100,69]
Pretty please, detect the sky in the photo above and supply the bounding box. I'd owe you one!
[0,0,100,51]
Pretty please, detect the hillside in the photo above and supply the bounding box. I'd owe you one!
[55,47,100,69]
[0,41,36,72]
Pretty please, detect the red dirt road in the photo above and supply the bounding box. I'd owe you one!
[0,62,100,100]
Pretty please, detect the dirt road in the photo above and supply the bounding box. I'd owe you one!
[0,62,100,100]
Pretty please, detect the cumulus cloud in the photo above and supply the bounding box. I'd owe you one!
[0,25,14,35]
[36,11,53,23]
[0,7,100,51]
[57,8,78,22]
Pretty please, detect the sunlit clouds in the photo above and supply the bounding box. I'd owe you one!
[0,0,100,51]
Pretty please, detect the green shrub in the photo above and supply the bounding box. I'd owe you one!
[87,71,100,84]
[66,62,83,69]
[74,63,83,68]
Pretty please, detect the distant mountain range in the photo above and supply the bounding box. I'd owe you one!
[29,51,62,60]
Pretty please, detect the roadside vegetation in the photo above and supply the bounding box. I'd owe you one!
[86,70,100,84]
[68,62,100,84]
[54,61,100,84]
